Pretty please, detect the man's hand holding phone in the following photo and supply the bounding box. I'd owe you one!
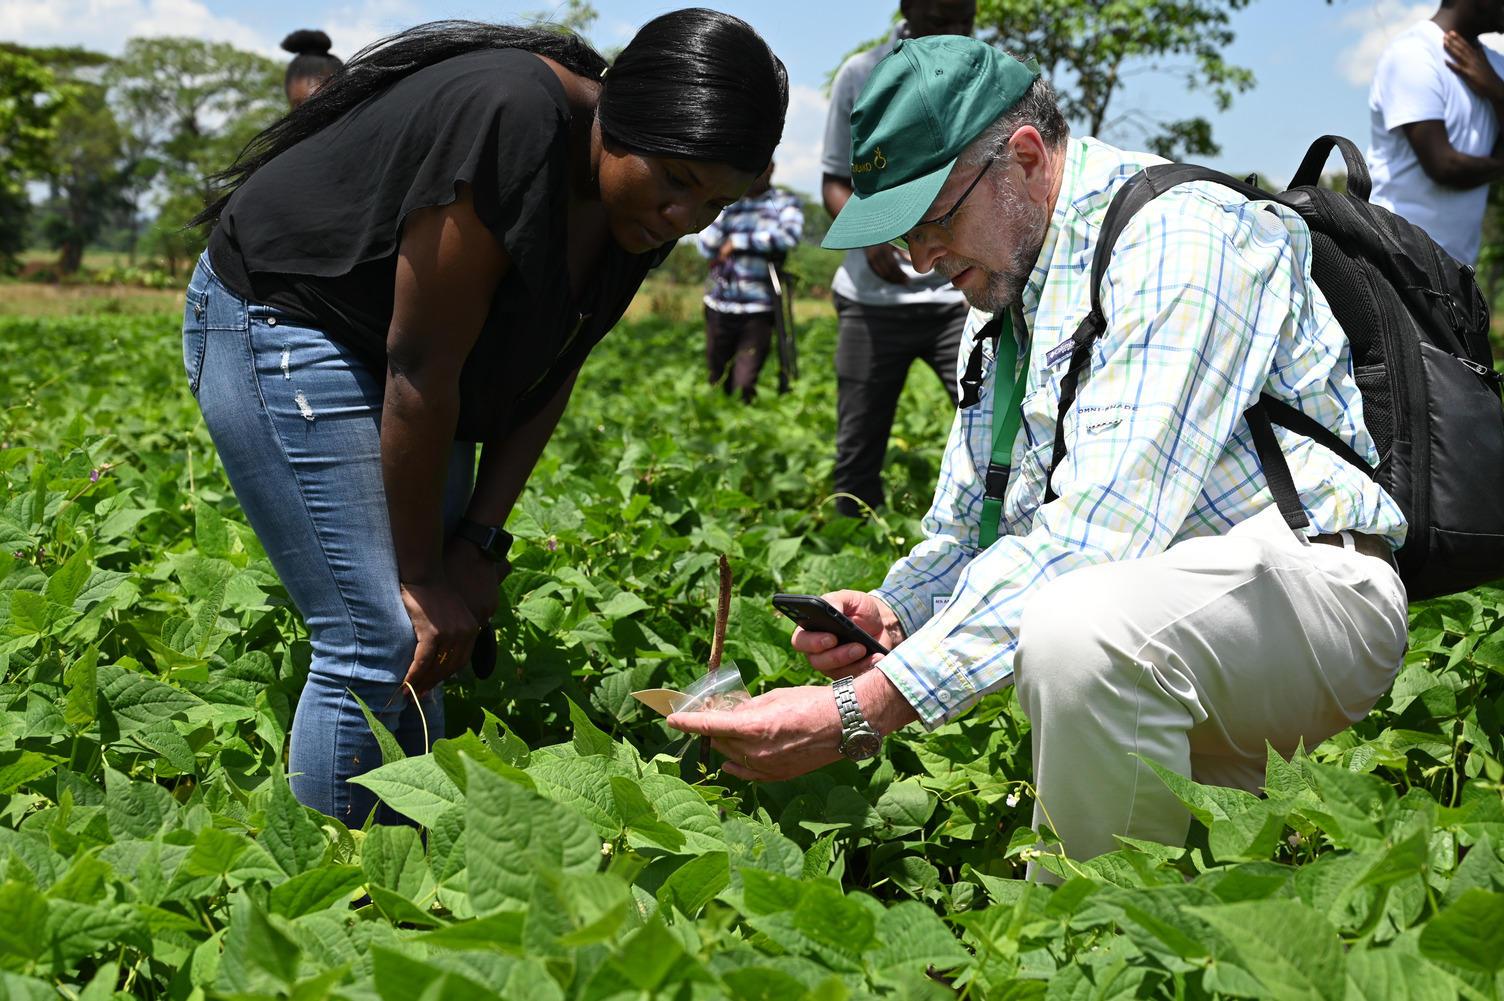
[780,590,906,679]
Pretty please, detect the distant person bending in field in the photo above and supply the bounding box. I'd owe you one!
[184,13,787,823]
[1368,0,1504,264]
[696,161,804,402]
[282,29,343,109]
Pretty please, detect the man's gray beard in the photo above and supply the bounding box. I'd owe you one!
[964,189,1048,313]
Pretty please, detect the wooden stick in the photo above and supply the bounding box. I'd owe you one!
[709,554,731,670]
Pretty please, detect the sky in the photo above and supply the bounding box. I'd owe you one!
[0,0,1487,198]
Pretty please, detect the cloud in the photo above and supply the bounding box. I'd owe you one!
[322,0,424,56]
[1338,1,1431,87]
[774,83,831,200]
[0,0,274,56]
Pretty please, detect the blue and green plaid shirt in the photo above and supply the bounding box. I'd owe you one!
[696,187,804,314]
[873,137,1408,729]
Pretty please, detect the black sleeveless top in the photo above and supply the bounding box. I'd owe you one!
[207,48,669,442]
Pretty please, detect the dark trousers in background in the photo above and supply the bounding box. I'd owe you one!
[705,306,774,403]
[833,293,968,517]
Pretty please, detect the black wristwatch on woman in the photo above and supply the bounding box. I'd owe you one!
[454,518,512,563]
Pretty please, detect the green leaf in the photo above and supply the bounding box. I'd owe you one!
[1187,899,1346,1001]
[802,831,837,880]
[547,871,633,947]
[867,900,970,980]
[1345,948,1460,1001]
[0,751,56,796]
[102,767,175,839]
[612,916,685,992]
[43,550,90,608]
[658,851,729,916]
[258,775,327,878]
[875,780,935,835]
[567,696,614,757]
[40,901,142,977]
[636,771,724,854]
[62,647,97,727]
[463,755,602,912]
[194,503,230,559]
[0,881,47,967]
[361,824,432,899]
[353,691,405,764]
[791,882,875,971]
[269,864,364,918]
[367,885,443,929]
[8,590,75,637]
[610,775,684,852]
[1418,888,1504,973]
[526,753,623,840]
[223,893,301,988]
[413,912,525,952]
[97,662,202,732]
[350,753,463,828]
[597,591,649,620]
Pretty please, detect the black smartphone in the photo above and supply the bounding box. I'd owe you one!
[771,593,889,656]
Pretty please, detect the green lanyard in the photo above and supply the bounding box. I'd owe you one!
[980,311,1030,548]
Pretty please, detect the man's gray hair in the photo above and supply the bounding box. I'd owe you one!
[959,74,1069,167]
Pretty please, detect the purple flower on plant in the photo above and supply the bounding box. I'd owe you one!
[89,468,101,483]
[546,536,559,552]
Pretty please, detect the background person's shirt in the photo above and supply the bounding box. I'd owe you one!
[872,137,1407,728]
[1367,19,1504,265]
[820,25,965,308]
[696,187,804,314]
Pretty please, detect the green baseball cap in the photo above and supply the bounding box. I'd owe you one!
[823,37,1041,250]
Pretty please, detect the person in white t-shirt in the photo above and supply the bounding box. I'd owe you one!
[820,0,975,517]
[1368,0,1504,264]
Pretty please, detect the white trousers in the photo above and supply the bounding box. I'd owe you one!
[1013,505,1408,873]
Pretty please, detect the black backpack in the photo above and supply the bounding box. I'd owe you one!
[1043,135,1504,602]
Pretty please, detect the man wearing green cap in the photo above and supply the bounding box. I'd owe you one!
[671,36,1408,875]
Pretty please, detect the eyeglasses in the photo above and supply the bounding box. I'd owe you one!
[895,157,997,249]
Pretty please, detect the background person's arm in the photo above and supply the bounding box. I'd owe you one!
[383,183,509,695]
[1400,120,1504,189]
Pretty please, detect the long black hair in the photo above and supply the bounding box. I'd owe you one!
[195,10,787,227]
[281,29,343,93]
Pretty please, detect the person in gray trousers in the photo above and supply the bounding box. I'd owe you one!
[820,0,976,516]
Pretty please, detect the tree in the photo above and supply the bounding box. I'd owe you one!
[16,46,126,276]
[0,48,69,270]
[105,37,282,273]
[976,0,1256,160]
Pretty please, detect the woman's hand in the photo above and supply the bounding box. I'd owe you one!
[790,589,906,679]
[398,578,480,698]
[444,535,508,626]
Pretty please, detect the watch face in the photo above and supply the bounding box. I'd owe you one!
[841,730,882,761]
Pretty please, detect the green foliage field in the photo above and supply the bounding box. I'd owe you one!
[1,307,1503,999]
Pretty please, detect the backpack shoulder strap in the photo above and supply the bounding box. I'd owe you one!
[1044,163,1269,503]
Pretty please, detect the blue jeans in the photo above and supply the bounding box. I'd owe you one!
[183,253,473,824]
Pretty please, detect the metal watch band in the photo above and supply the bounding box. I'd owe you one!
[833,675,864,729]
[833,676,881,760]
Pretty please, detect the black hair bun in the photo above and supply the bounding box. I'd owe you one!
[281,29,333,56]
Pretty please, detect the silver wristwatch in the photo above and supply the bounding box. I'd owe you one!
[833,676,882,760]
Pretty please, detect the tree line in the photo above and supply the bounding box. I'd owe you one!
[0,39,283,277]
